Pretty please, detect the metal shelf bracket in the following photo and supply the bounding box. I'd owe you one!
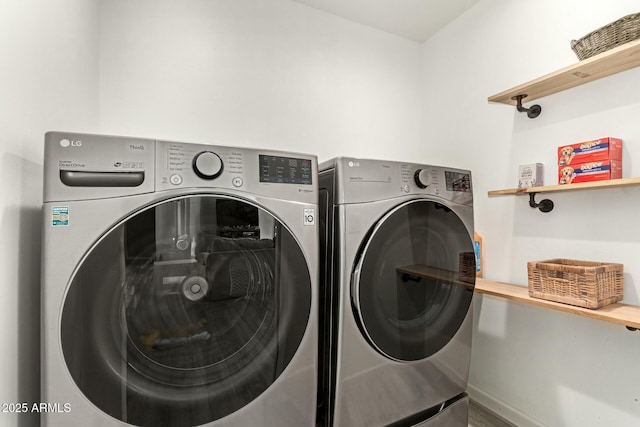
[529,192,554,212]
[512,94,542,119]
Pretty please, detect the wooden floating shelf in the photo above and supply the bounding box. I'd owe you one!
[488,177,640,197]
[488,38,640,106]
[475,278,640,330]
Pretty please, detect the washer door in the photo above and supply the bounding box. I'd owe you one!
[61,195,312,426]
[352,199,474,362]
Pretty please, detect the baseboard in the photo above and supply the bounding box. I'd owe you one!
[467,384,545,427]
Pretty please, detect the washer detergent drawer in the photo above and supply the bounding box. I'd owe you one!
[60,170,145,187]
[44,131,154,202]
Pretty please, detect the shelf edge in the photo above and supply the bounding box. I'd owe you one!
[487,177,640,196]
[475,278,640,329]
[488,38,640,106]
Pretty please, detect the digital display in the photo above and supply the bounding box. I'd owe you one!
[445,171,471,192]
[259,155,312,185]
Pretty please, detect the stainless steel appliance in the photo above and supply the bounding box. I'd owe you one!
[318,157,474,426]
[41,132,319,426]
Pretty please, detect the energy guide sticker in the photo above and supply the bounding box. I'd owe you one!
[52,206,69,226]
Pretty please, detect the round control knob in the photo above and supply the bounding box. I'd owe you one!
[193,151,223,180]
[414,169,430,189]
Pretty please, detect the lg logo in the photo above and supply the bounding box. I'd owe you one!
[59,139,82,148]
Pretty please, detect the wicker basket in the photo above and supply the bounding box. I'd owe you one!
[571,13,640,60]
[527,259,623,309]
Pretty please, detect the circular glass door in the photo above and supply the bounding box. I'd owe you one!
[61,195,312,426]
[353,199,474,362]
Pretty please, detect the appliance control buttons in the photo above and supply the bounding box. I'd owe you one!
[402,185,410,193]
[169,174,183,185]
[414,169,430,188]
[193,151,223,179]
[232,176,244,187]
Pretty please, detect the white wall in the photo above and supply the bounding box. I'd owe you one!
[98,0,423,163]
[7,1,640,426]
[0,1,100,426]
[421,1,640,425]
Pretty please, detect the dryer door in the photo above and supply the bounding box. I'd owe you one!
[60,195,312,426]
[352,199,474,362]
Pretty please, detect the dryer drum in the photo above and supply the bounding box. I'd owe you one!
[353,200,474,362]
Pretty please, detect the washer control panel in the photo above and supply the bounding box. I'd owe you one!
[413,168,431,189]
[193,151,223,180]
[43,132,318,203]
[155,140,317,202]
[157,142,245,190]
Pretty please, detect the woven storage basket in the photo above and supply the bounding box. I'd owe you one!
[571,12,640,60]
[527,259,623,309]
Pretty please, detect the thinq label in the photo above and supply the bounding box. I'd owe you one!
[52,206,69,226]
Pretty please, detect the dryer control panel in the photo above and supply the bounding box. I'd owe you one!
[328,157,472,206]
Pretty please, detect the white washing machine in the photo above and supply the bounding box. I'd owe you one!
[41,132,319,426]
[317,158,474,427]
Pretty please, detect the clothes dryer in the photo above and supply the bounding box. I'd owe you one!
[41,132,319,426]
[318,158,474,427]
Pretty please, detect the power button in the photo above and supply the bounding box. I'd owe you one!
[170,174,183,185]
